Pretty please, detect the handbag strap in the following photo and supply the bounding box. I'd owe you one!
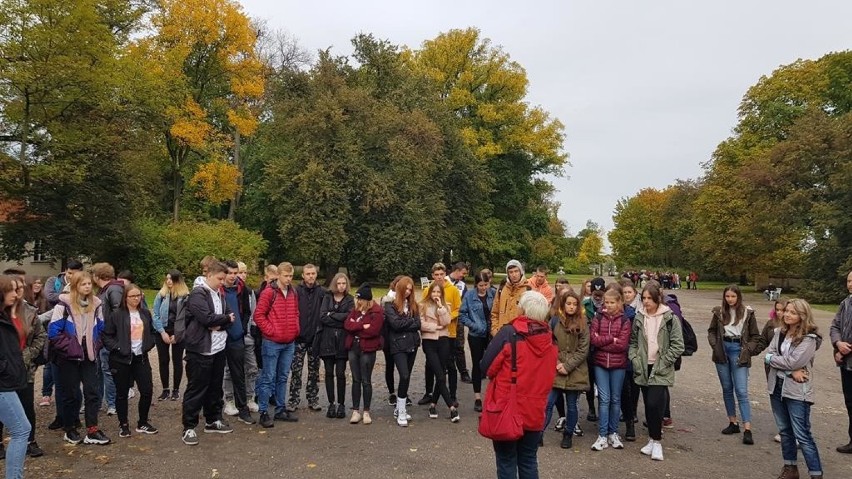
[510,331,518,384]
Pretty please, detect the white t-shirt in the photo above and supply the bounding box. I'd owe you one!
[201,281,227,355]
[130,311,144,356]
[723,310,745,338]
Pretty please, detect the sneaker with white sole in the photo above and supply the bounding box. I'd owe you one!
[203,420,233,434]
[591,435,608,451]
[574,423,584,437]
[106,407,117,416]
[651,441,664,461]
[450,409,460,423]
[350,410,362,424]
[182,429,199,446]
[136,423,159,434]
[554,416,566,432]
[247,399,259,413]
[774,434,781,443]
[428,406,438,419]
[641,439,654,456]
[83,429,111,445]
[223,401,239,416]
[362,411,372,425]
[608,433,624,449]
[127,388,136,399]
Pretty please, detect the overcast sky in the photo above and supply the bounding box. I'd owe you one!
[239,0,852,240]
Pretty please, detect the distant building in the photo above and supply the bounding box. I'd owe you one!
[0,200,61,277]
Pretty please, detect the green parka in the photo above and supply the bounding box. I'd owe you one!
[629,305,684,387]
[551,315,589,391]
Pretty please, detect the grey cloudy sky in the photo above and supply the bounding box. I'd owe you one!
[239,0,852,240]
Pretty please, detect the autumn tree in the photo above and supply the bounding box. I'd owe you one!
[131,0,264,220]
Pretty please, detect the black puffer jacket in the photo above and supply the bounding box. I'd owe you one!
[0,312,28,392]
[102,308,157,366]
[316,292,354,359]
[384,301,421,355]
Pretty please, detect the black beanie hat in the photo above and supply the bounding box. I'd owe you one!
[356,283,372,301]
[590,277,606,292]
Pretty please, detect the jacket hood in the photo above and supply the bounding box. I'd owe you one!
[510,316,552,358]
[58,293,102,310]
[381,290,396,304]
[505,259,525,281]
[640,304,671,319]
[808,332,823,350]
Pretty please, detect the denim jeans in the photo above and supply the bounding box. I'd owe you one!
[770,378,822,476]
[714,340,751,423]
[99,347,117,409]
[256,340,295,414]
[0,391,30,479]
[594,366,626,437]
[493,430,541,479]
[543,389,580,439]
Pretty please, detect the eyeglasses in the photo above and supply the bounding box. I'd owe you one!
[127,294,143,299]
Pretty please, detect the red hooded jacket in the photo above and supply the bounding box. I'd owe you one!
[254,283,300,344]
[481,316,558,432]
[344,302,384,353]
[590,311,630,369]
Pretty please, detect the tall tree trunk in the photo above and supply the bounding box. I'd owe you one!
[228,129,242,220]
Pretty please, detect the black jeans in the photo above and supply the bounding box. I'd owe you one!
[383,348,395,395]
[112,354,154,426]
[155,335,184,390]
[348,341,376,410]
[621,371,641,423]
[57,359,100,431]
[468,335,489,394]
[455,327,468,375]
[433,336,458,401]
[392,351,417,399]
[641,366,668,441]
[423,338,452,407]
[322,356,347,405]
[842,367,852,442]
[182,350,226,430]
[225,341,248,412]
[0,383,36,443]
[586,354,597,414]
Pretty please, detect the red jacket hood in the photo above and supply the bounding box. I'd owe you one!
[510,316,553,358]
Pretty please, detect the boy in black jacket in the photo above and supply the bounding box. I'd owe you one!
[180,261,235,446]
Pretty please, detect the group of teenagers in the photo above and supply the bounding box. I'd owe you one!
[1,259,852,479]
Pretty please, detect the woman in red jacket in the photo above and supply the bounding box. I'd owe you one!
[480,291,557,479]
[589,288,631,451]
[344,284,384,425]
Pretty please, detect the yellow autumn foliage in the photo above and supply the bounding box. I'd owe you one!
[189,161,241,204]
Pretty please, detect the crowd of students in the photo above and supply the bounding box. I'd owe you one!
[0,261,851,479]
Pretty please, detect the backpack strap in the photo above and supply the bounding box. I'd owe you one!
[509,330,518,384]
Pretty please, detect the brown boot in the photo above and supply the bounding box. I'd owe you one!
[777,465,799,479]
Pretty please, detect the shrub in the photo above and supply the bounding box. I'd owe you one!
[128,218,267,287]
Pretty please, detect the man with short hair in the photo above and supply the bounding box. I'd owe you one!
[181,261,236,446]
[529,265,554,304]
[221,260,255,425]
[287,264,325,411]
[831,270,852,454]
[417,263,462,406]
[92,262,126,416]
[449,262,471,384]
[46,259,84,307]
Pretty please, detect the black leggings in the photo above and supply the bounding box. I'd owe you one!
[642,366,668,441]
[348,342,376,410]
[586,354,597,413]
[155,335,184,390]
[468,335,489,394]
[392,351,417,399]
[383,348,395,395]
[621,371,641,422]
[322,356,347,405]
[422,338,452,407]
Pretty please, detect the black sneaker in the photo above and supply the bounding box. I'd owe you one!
[450,409,460,423]
[428,406,438,419]
[157,389,170,401]
[238,410,256,425]
[336,404,346,419]
[203,420,233,434]
[387,393,397,406]
[474,399,483,413]
[119,425,131,438]
[721,422,740,435]
[406,397,412,407]
[743,430,754,445]
[170,390,181,401]
[417,394,432,406]
[26,441,44,457]
[63,429,83,445]
[84,429,111,445]
[326,403,336,418]
[560,435,573,449]
[259,412,274,428]
[182,428,199,446]
[586,412,598,422]
[274,411,298,422]
[47,418,63,430]
[460,371,472,384]
[136,423,159,434]
[625,422,636,442]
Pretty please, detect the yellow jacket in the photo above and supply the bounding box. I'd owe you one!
[421,280,461,338]
[490,277,530,337]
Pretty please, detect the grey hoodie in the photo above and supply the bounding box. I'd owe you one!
[765,328,823,403]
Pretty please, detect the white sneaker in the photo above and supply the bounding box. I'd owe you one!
[554,416,566,431]
[651,441,664,461]
[127,388,136,399]
[247,400,259,413]
[223,401,239,416]
[362,411,372,425]
[350,410,362,424]
[774,434,781,443]
[608,433,624,449]
[641,439,654,456]
[591,435,609,451]
[107,407,117,416]
[396,398,408,427]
